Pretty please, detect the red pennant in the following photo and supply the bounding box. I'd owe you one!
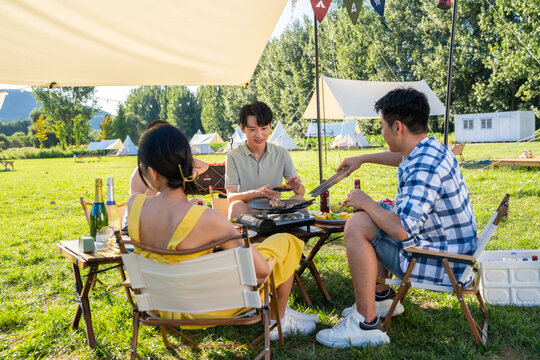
[310,0,333,23]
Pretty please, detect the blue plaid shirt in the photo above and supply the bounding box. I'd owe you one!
[392,137,477,286]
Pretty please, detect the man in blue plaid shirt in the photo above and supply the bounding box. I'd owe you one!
[316,88,476,349]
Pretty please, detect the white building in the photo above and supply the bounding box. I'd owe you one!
[455,111,535,143]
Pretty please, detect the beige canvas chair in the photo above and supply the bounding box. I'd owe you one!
[209,186,229,218]
[451,142,466,161]
[380,194,510,345]
[119,230,282,360]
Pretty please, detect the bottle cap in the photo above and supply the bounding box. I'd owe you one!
[107,177,114,185]
[95,178,102,186]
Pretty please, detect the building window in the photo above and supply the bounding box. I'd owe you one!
[481,118,492,129]
[464,119,474,130]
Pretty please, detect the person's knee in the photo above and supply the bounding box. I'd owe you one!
[344,212,378,247]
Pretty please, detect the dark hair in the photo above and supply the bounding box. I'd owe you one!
[137,124,197,193]
[239,101,273,128]
[374,88,430,134]
[146,119,169,130]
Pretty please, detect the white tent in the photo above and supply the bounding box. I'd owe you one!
[190,130,224,155]
[0,0,288,87]
[86,139,125,153]
[190,130,224,146]
[269,121,299,150]
[118,135,137,156]
[305,122,350,137]
[223,126,246,152]
[330,120,371,148]
[303,76,446,120]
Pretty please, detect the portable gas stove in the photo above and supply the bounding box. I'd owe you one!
[237,209,315,235]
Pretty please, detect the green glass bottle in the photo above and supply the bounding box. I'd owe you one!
[90,178,108,238]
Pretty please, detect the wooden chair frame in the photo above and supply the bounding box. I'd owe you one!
[451,142,466,162]
[380,194,509,346]
[209,186,229,218]
[79,196,127,227]
[120,230,283,360]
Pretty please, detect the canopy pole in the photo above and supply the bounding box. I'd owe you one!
[315,16,323,184]
[443,0,458,146]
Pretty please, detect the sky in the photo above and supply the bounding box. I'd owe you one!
[0,0,316,115]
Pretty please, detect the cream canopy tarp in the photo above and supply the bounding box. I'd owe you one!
[0,0,288,87]
[303,76,446,120]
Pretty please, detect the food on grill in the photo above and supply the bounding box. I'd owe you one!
[273,184,293,192]
[269,193,283,208]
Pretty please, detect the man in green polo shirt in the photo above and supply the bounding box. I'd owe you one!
[225,101,305,219]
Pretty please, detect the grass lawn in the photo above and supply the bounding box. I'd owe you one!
[0,141,539,359]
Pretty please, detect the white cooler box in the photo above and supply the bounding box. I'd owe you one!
[478,250,540,306]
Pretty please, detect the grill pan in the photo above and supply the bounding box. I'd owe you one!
[249,197,315,214]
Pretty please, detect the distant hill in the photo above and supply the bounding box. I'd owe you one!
[90,111,112,130]
[0,89,39,122]
[0,89,109,130]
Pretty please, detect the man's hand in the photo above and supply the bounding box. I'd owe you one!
[251,185,278,199]
[286,175,302,190]
[338,156,364,177]
[344,188,373,211]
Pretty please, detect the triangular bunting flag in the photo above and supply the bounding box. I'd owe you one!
[370,0,385,18]
[310,0,333,23]
[344,0,362,25]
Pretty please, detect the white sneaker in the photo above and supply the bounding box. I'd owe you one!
[341,301,404,318]
[269,314,317,341]
[286,305,320,323]
[316,311,390,348]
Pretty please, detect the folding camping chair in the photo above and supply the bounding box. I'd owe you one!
[209,186,229,218]
[380,194,510,345]
[79,196,127,227]
[119,230,283,360]
[451,142,466,162]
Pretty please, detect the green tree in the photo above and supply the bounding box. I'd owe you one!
[166,86,202,137]
[55,121,68,149]
[124,86,167,126]
[112,105,130,140]
[99,115,114,140]
[32,87,97,145]
[198,86,233,138]
[73,114,90,146]
[34,114,49,148]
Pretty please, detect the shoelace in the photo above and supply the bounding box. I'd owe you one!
[333,313,355,331]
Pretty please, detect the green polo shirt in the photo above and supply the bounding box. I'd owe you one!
[225,142,297,191]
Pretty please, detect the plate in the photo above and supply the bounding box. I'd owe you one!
[309,211,349,225]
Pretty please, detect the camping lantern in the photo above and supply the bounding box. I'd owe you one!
[437,0,452,10]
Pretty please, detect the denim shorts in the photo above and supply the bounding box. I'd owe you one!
[371,202,405,279]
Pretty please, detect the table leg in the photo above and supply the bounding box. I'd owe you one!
[296,233,332,302]
[294,271,312,306]
[71,264,98,349]
[307,258,331,302]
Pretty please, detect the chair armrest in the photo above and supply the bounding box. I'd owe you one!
[405,247,476,265]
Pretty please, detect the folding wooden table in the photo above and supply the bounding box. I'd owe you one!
[251,225,343,306]
[55,240,132,349]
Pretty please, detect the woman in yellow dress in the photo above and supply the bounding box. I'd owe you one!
[128,123,319,339]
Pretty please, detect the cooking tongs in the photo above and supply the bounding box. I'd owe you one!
[308,166,350,197]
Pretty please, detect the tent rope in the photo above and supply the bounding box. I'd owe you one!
[357,18,400,81]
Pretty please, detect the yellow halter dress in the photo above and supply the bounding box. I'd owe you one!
[128,194,304,328]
